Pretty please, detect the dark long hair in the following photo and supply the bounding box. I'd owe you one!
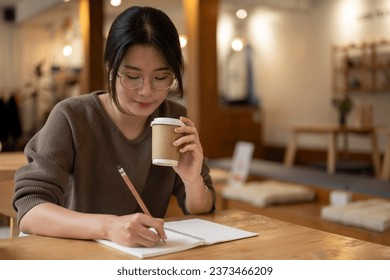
[104,6,184,110]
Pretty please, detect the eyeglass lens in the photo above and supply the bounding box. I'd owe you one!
[119,73,174,90]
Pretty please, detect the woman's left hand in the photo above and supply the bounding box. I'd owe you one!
[172,116,203,184]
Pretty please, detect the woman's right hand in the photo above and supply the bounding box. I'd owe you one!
[19,203,166,248]
[106,213,166,247]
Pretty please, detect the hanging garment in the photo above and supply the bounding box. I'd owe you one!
[0,95,22,150]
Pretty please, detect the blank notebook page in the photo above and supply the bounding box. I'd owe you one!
[164,218,257,245]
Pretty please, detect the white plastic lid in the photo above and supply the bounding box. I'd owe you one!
[150,117,185,127]
[153,159,179,167]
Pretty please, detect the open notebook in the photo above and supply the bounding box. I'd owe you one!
[97,218,257,259]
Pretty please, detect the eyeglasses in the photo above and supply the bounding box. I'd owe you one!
[117,72,176,91]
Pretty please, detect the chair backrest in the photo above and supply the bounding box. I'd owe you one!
[381,132,390,181]
[0,180,18,238]
[0,170,16,182]
[0,180,16,219]
[228,141,254,188]
[0,151,27,181]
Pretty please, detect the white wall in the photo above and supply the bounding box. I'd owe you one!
[0,18,20,91]
[219,0,390,153]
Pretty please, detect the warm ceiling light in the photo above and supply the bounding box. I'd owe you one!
[63,45,73,57]
[231,38,244,51]
[179,35,188,48]
[236,9,248,19]
[110,0,122,7]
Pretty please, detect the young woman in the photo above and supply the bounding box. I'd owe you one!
[13,6,215,248]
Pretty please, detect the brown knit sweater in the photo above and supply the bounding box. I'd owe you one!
[13,91,214,224]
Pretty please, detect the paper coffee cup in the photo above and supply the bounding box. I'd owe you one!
[150,117,185,166]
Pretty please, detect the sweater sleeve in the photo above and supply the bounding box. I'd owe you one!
[12,101,77,224]
[173,158,216,215]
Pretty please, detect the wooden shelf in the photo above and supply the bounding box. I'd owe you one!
[332,40,390,94]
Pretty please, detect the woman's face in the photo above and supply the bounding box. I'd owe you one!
[115,45,172,117]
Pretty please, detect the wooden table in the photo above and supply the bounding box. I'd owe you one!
[1,209,389,260]
[283,124,381,176]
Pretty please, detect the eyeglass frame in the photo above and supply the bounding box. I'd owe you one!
[117,72,176,91]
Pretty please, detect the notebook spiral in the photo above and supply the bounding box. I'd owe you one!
[164,227,206,242]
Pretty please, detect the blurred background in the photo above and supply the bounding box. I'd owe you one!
[1,0,390,176]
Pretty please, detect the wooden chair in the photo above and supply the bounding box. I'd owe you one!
[381,132,390,180]
[0,180,18,237]
[0,170,16,181]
